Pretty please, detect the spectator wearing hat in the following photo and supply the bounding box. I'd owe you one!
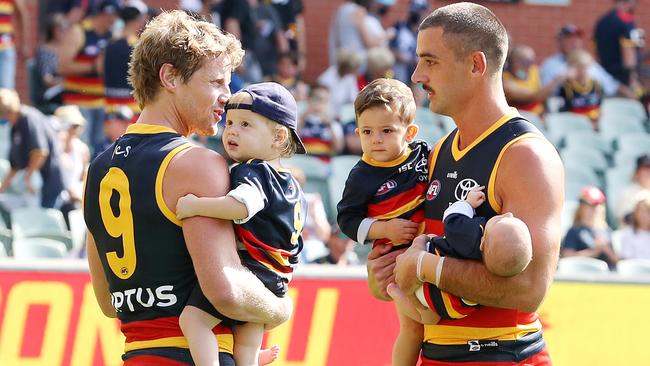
[562,186,618,269]
[0,0,30,89]
[620,193,650,260]
[58,0,119,154]
[540,23,636,99]
[616,153,650,225]
[55,105,90,223]
[0,89,65,209]
[103,0,150,117]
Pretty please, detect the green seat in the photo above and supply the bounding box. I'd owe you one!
[0,217,12,257]
[12,237,68,259]
[557,257,610,274]
[563,130,612,155]
[328,155,360,223]
[599,115,646,143]
[614,132,650,155]
[68,209,87,254]
[545,112,593,146]
[601,97,648,121]
[617,259,650,276]
[284,155,332,218]
[561,199,579,235]
[10,207,72,250]
[561,147,608,173]
[564,162,601,187]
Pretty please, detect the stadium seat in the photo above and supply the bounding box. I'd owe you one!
[561,199,579,235]
[0,242,6,258]
[0,158,9,179]
[616,258,650,276]
[68,209,87,254]
[339,103,356,124]
[12,237,68,259]
[599,115,646,143]
[415,121,445,145]
[0,217,12,257]
[563,130,612,155]
[545,112,593,146]
[328,155,360,223]
[612,150,644,174]
[601,97,648,121]
[557,257,610,274]
[561,147,608,173]
[565,181,589,203]
[563,162,601,188]
[284,155,332,216]
[10,207,72,250]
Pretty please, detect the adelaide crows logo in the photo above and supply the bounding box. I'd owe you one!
[376,180,397,195]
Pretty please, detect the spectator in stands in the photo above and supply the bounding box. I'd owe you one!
[103,1,149,116]
[317,48,361,121]
[503,44,568,116]
[594,0,644,92]
[0,89,65,209]
[312,227,361,266]
[562,186,618,269]
[298,84,344,161]
[58,0,118,154]
[357,46,395,91]
[559,50,604,127]
[389,1,425,83]
[616,153,650,225]
[328,0,387,70]
[271,51,308,102]
[54,105,90,221]
[0,0,30,89]
[34,13,70,114]
[252,0,289,79]
[620,193,650,259]
[540,23,635,99]
[221,0,264,83]
[271,0,306,73]
[198,0,223,28]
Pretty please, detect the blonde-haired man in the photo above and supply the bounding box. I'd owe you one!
[83,11,292,366]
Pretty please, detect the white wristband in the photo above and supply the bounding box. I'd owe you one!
[416,251,426,283]
[435,256,445,287]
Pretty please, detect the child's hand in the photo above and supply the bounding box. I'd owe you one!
[176,194,199,220]
[466,186,486,208]
[384,218,420,245]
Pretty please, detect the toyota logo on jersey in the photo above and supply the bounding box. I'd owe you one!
[426,180,441,200]
[376,180,397,195]
[455,178,479,201]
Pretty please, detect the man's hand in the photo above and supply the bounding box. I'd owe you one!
[382,218,420,245]
[264,296,294,330]
[466,185,486,208]
[394,234,429,295]
[176,193,199,219]
[367,244,404,300]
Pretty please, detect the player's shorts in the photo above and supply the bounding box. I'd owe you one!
[123,348,235,365]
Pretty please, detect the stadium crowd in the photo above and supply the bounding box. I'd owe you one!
[0,0,649,272]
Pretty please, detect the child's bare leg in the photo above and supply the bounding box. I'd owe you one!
[233,322,265,366]
[392,306,423,366]
[179,305,221,366]
[258,345,280,365]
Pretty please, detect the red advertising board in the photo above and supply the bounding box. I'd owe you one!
[0,269,399,366]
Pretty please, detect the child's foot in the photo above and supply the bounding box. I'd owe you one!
[258,345,280,365]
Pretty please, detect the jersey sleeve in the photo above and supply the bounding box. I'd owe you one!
[228,162,272,224]
[441,211,485,261]
[336,163,373,244]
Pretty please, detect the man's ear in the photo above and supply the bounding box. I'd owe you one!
[160,63,178,90]
[470,51,488,76]
[355,127,360,137]
[405,123,419,142]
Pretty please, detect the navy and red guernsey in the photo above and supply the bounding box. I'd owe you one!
[231,160,307,296]
[421,112,549,364]
[337,139,430,248]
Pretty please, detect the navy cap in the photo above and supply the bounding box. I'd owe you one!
[226,82,306,154]
[98,0,121,14]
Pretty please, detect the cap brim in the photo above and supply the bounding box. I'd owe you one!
[291,129,306,154]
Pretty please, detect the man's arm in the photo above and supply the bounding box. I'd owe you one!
[14,0,31,58]
[164,147,291,326]
[398,137,563,312]
[86,233,117,318]
[57,25,95,76]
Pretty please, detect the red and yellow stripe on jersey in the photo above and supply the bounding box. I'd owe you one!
[0,0,14,49]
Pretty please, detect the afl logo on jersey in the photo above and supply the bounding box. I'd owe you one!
[455,178,479,201]
[376,180,397,195]
[426,180,441,200]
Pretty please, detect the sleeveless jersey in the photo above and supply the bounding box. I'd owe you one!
[104,35,140,114]
[559,79,603,121]
[422,113,547,363]
[83,124,233,361]
[63,20,111,108]
[0,0,14,50]
[337,139,429,247]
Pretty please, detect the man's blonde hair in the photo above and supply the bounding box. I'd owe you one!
[0,88,20,117]
[128,10,244,108]
[354,78,416,125]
